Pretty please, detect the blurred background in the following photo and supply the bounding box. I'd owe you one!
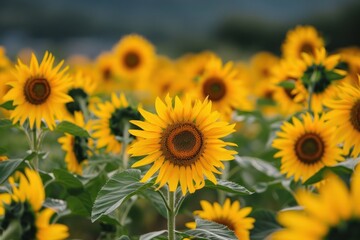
[1,0,360,61]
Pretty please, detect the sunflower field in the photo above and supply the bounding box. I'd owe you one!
[1,14,360,240]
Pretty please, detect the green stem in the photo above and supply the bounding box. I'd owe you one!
[121,122,130,170]
[120,196,137,226]
[78,98,90,122]
[167,189,176,240]
[31,128,39,170]
[218,161,229,204]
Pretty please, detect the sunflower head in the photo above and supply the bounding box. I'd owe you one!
[272,113,343,182]
[282,25,325,59]
[187,199,255,240]
[93,93,141,154]
[114,34,155,80]
[195,56,252,119]
[325,78,360,157]
[58,112,93,174]
[3,52,73,129]
[128,95,237,195]
[290,47,346,112]
[271,168,360,240]
[0,168,69,240]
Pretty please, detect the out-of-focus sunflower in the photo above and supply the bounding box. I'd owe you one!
[128,95,237,195]
[94,51,124,94]
[271,58,305,115]
[62,70,97,121]
[194,56,252,120]
[0,168,69,240]
[113,34,155,82]
[271,168,360,240]
[146,56,188,100]
[3,52,72,129]
[337,47,360,87]
[0,47,14,117]
[186,199,255,240]
[282,25,325,59]
[291,47,346,113]
[326,79,360,157]
[93,93,141,154]
[0,156,8,161]
[58,112,93,174]
[272,113,343,182]
[177,51,216,85]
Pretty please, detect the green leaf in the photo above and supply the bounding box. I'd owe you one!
[235,156,281,178]
[91,169,153,222]
[257,98,276,106]
[250,210,281,240]
[303,165,353,185]
[116,236,131,240]
[0,147,6,155]
[184,218,238,240]
[0,101,15,110]
[140,230,167,240]
[55,121,90,137]
[205,179,253,195]
[277,81,295,89]
[325,70,345,81]
[66,192,92,217]
[0,158,23,184]
[53,169,83,191]
[141,189,168,218]
[0,119,12,128]
[43,198,67,212]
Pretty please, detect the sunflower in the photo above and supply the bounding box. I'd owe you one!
[271,58,305,115]
[58,112,93,174]
[186,199,255,240]
[113,34,155,81]
[0,168,69,240]
[326,79,360,157]
[94,51,124,94]
[271,167,360,240]
[3,52,72,129]
[0,156,8,161]
[128,95,237,195]
[194,56,252,120]
[272,113,343,182]
[93,93,141,154]
[337,47,360,87]
[291,47,346,113]
[282,25,325,59]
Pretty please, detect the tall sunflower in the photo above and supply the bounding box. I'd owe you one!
[3,52,72,129]
[128,95,237,195]
[58,112,93,174]
[326,79,360,157]
[194,56,252,120]
[291,47,346,113]
[92,93,141,154]
[271,58,305,115]
[113,34,155,81]
[186,199,255,240]
[338,47,360,87]
[62,70,97,121]
[271,168,360,240]
[94,51,124,94]
[282,25,325,59]
[272,113,343,182]
[0,168,69,240]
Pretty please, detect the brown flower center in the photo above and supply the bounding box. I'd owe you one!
[124,51,140,69]
[24,78,51,105]
[161,123,204,166]
[295,133,324,164]
[203,77,226,101]
[350,100,360,132]
[213,217,236,231]
[103,68,112,80]
[300,42,315,57]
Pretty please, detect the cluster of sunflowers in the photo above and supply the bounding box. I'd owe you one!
[0,25,360,239]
